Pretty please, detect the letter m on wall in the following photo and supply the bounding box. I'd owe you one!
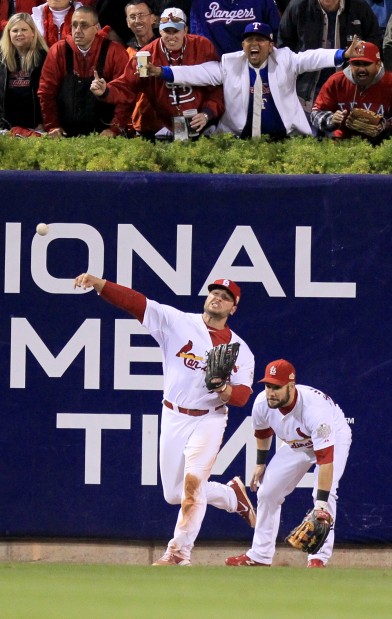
[10,318,100,388]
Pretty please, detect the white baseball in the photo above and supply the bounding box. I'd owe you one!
[36,223,49,236]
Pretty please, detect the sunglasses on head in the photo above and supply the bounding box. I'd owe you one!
[160,16,184,23]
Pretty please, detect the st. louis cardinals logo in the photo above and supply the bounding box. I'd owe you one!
[286,427,313,449]
[166,83,195,106]
[176,341,204,370]
[296,427,311,439]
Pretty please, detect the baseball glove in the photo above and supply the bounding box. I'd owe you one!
[205,342,240,391]
[285,509,333,554]
[345,108,386,137]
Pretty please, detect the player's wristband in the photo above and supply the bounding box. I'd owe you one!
[316,489,330,503]
[256,449,268,465]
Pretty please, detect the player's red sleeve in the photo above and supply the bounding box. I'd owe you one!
[254,428,275,439]
[314,445,334,464]
[227,384,252,407]
[100,280,147,322]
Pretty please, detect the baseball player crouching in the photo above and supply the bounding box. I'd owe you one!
[225,359,352,568]
[74,273,255,566]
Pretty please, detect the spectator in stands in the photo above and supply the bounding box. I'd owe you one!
[190,1,281,56]
[365,0,392,39]
[311,40,392,140]
[277,0,381,114]
[32,0,95,48]
[383,12,392,69]
[0,12,47,133]
[125,1,161,137]
[38,5,130,137]
[147,22,360,138]
[90,7,224,140]
[125,0,158,54]
[1,1,45,35]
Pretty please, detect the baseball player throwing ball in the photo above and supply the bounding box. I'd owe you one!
[74,274,255,566]
[225,359,352,568]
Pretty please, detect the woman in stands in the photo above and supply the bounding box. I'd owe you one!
[0,12,48,133]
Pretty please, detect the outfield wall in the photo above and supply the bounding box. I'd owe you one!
[1,171,391,545]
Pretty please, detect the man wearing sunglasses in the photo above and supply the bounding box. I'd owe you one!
[310,41,392,140]
[90,7,224,139]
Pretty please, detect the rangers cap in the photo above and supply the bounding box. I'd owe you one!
[242,22,273,41]
[159,7,186,31]
[259,359,296,386]
[349,41,381,64]
[208,279,241,305]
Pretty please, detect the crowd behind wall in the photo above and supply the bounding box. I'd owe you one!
[1,1,392,139]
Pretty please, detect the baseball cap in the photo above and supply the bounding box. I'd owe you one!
[159,7,186,31]
[242,22,273,41]
[207,279,241,305]
[349,41,381,64]
[259,359,296,386]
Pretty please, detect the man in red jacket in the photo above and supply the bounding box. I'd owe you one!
[90,7,224,139]
[38,5,131,137]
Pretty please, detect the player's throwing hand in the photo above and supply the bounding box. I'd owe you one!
[74,273,106,292]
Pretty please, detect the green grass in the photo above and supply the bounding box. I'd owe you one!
[0,563,390,619]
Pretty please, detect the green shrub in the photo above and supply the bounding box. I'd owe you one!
[0,133,391,174]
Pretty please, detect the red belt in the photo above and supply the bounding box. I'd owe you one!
[163,400,225,417]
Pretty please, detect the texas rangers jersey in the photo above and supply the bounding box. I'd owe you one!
[190,0,281,55]
[144,300,254,410]
[252,385,351,453]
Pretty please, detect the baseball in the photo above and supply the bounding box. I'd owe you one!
[36,223,49,236]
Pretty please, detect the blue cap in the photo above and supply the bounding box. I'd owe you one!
[242,22,273,41]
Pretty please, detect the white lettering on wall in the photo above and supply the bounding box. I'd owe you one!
[10,318,101,388]
[3,222,356,298]
[56,413,131,484]
[56,413,313,489]
[201,225,286,297]
[113,319,163,390]
[4,222,22,293]
[295,227,356,298]
[117,224,192,294]
[31,223,105,294]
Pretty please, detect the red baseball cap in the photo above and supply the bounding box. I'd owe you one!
[349,41,381,64]
[207,279,241,305]
[259,359,296,386]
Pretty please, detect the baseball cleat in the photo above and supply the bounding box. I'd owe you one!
[307,559,325,568]
[225,553,270,567]
[152,551,191,566]
[227,476,256,527]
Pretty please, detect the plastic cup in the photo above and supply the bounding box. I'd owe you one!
[136,51,151,77]
[183,109,198,137]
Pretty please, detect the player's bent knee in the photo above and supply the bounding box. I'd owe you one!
[162,488,182,505]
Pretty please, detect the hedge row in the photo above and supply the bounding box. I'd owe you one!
[1,133,391,174]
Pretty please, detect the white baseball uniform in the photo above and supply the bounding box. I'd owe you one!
[248,385,351,565]
[144,301,254,559]
[99,282,255,561]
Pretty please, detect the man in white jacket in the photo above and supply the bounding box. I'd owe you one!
[148,22,360,137]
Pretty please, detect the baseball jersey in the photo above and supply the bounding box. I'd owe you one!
[312,66,392,118]
[252,384,351,454]
[103,34,224,131]
[190,0,281,56]
[144,300,254,410]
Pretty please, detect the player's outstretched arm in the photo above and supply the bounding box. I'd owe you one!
[74,273,106,293]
